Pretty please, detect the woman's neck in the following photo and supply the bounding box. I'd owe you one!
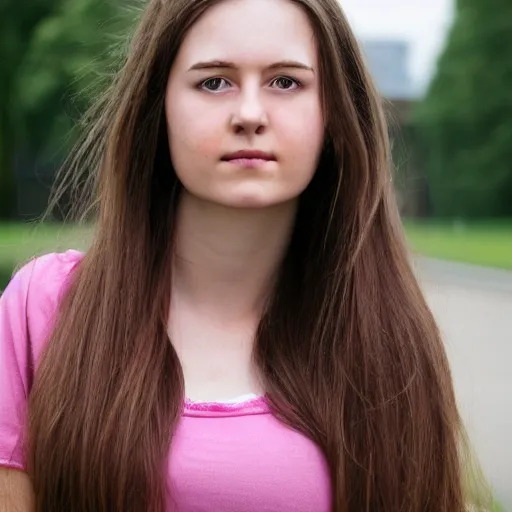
[172,190,297,322]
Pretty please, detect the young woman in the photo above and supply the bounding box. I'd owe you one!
[0,0,489,510]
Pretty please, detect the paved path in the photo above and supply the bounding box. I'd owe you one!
[416,259,512,510]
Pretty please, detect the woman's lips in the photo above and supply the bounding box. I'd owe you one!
[224,158,274,168]
[221,150,276,169]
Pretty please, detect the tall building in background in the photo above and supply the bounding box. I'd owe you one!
[360,39,417,124]
[360,39,427,216]
[361,39,416,101]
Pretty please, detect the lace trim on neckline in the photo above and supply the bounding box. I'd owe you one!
[183,395,269,415]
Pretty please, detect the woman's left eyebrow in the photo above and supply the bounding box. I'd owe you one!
[188,60,314,73]
[267,60,314,73]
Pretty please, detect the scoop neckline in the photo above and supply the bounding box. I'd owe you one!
[183,394,270,417]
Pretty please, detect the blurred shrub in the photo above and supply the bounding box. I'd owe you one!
[0,266,13,293]
[415,0,512,218]
[0,0,136,219]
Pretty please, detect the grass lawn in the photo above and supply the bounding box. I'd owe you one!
[404,219,512,271]
[0,221,92,263]
[0,222,92,290]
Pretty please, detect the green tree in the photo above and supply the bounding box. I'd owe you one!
[0,0,59,218]
[0,0,132,219]
[17,0,132,155]
[415,0,512,218]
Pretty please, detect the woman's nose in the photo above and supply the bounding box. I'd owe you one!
[230,88,268,135]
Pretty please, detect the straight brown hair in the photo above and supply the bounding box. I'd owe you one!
[27,0,490,510]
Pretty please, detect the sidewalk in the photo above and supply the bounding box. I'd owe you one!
[416,257,512,296]
[417,259,512,510]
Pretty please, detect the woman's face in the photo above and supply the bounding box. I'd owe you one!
[165,0,324,209]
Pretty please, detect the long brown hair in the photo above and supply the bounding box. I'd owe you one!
[28,0,490,510]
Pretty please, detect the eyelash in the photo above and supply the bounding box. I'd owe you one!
[197,76,302,92]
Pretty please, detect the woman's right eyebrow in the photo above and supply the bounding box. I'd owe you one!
[188,60,235,71]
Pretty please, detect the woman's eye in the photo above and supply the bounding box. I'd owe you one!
[271,76,300,90]
[200,77,230,92]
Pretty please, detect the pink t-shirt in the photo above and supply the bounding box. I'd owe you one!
[0,250,332,511]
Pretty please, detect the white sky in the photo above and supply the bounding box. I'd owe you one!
[339,0,455,93]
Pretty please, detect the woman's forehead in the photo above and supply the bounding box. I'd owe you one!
[173,0,318,71]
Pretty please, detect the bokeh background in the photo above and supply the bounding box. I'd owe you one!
[0,0,510,508]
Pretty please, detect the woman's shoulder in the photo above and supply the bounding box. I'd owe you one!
[17,249,84,300]
[1,250,85,362]
[0,250,84,470]
[5,250,84,312]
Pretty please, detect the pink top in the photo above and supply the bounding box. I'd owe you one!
[0,250,332,511]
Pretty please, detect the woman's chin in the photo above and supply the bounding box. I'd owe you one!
[216,193,288,210]
[183,183,299,210]
[206,184,292,209]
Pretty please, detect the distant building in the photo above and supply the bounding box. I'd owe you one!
[360,39,427,217]
[360,39,418,124]
[361,40,416,100]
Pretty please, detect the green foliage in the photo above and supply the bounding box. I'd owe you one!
[16,0,135,158]
[0,0,137,219]
[415,0,512,217]
[0,0,58,218]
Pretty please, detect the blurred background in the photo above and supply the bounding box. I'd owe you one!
[0,0,510,508]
